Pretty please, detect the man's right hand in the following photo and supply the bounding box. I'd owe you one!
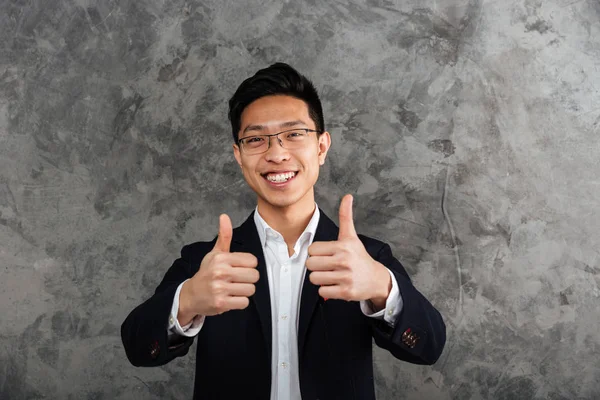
[177,214,259,325]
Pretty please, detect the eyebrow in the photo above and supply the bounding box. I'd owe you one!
[242,120,308,134]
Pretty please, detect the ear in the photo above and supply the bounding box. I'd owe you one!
[317,131,331,166]
[233,143,243,168]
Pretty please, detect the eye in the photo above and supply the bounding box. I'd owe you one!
[245,136,265,144]
[286,130,308,140]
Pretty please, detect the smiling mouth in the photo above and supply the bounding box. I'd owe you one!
[262,171,297,183]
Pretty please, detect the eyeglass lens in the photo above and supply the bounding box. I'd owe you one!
[240,129,312,154]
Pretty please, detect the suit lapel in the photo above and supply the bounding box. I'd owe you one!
[232,210,340,364]
[297,210,339,358]
[232,212,272,364]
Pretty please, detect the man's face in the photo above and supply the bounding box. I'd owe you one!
[233,95,331,211]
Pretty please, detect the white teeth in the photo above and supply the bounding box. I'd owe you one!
[266,172,296,182]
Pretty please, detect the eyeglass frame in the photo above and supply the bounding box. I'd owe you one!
[236,128,322,154]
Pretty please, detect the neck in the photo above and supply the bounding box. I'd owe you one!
[256,193,316,249]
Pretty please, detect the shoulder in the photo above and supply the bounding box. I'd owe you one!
[318,209,390,253]
[177,212,255,261]
[357,233,388,254]
[180,239,216,261]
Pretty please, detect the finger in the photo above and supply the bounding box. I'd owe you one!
[228,283,256,297]
[224,296,251,311]
[225,252,259,268]
[214,214,233,252]
[306,255,338,271]
[307,241,339,257]
[318,285,344,301]
[309,270,343,286]
[229,266,260,284]
[338,194,357,240]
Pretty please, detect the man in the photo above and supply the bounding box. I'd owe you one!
[121,63,446,400]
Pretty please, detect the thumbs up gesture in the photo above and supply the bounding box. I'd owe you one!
[306,195,392,307]
[178,214,259,325]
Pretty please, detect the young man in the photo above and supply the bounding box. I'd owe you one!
[121,63,446,400]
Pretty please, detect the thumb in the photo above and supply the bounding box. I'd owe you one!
[214,214,233,252]
[338,194,357,240]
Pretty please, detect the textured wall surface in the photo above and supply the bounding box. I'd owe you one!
[1,0,600,399]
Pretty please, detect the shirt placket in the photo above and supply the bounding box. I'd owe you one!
[276,240,293,400]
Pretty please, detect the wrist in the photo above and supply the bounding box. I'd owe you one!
[369,264,392,311]
[177,281,196,326]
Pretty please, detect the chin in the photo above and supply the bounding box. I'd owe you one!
[261,195,300,209]
[257,187,313,209]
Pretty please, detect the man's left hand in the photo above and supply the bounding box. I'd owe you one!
[306,194,392,310]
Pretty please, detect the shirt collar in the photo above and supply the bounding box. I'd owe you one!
[254,204,320,249]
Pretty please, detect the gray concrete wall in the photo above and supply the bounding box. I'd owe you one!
[1,0,599,399]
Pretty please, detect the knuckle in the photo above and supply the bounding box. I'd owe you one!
[210,280,224,293]
[211,267,227,281]
[210,268,221,280]
[341,287,353,299]
[213,297,225,311]
[338,257,351,270]
[341,274,352,285]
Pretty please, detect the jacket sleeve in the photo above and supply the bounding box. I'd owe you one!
[365,240,447,365]
[120,242,210,367]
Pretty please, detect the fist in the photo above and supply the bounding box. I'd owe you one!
[178,214,259,323]
[306,194,391,304]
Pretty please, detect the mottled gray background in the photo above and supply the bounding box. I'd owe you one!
[1,0,599,399]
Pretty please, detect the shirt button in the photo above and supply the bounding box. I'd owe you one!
[388,308,394,315]
[281,315,288,320]
[281,362,288,369]
[169,315,175,325]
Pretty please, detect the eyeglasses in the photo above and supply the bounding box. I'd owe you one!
[237,128,320,155]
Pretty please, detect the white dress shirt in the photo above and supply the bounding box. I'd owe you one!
[167,205,403,400]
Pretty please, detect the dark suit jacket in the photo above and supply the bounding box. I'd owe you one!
[121,210,446,400]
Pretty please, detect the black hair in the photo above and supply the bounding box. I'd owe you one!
[228,62,325,142]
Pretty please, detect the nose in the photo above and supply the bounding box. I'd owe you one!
[264,135,290,163]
